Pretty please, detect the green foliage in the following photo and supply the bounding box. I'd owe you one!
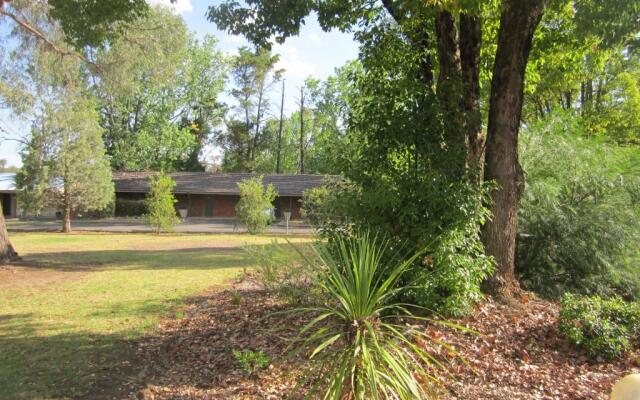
[516,113,640,299]
[244,241,319,304]
[293,232,455,399]
[93,8,227,171]
[235,176,278,234]
[16,93,114,224]
[559,294,640,360]
[232,349,271,376]
[115,198,147,217]
[48,0,149,48]
[144,173,179,234]
[218,47,281,172]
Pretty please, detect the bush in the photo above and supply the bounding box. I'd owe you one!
[144,173,179,234]
[232,349,270,375]
[559,294,640,360]
[236,176,277,234]
[313,173,494,316]
[517,114,640,299]
[294,231,458,399]
[244,241,320,304]
[115,198,147,217]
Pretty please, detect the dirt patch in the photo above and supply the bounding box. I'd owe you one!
[0,263,86,290]
[111,288,637,400]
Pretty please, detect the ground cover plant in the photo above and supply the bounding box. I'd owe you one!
[559,294,640,360]
[0,232,311,400]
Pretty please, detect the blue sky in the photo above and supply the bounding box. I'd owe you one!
[0,0,359,167]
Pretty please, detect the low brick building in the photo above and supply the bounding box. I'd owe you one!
[113,172,327,220]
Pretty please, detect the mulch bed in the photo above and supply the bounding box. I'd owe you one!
[122,284,638,399]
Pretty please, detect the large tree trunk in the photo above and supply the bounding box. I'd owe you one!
[482,0,545,301]
[0,204,18,265]
[459,14,484,172]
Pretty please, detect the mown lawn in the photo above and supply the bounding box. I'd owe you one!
[0,232,310,400]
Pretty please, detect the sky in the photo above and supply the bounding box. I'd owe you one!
[0,0,359,168]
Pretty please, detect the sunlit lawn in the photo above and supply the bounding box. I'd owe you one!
[0,232,310,400]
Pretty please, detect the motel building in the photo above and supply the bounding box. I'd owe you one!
[113,172,327,220]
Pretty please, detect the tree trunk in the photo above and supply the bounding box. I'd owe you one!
[276,79,285,174]
[299,85,305,174]
[435,11,466,172]
[62,189,71,233]
[459,13,484,172]
[0,204,18,265]
[482,0,545,301]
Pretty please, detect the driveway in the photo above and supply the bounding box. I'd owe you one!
[6,218,314,235]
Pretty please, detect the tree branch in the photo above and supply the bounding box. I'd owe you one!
[0,3,100,72]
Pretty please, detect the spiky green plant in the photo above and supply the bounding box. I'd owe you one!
[293,232,457,400]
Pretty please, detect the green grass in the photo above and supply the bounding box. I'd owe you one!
[0,232,309,400]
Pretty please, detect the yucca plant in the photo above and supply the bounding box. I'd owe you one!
[292,232,456,400]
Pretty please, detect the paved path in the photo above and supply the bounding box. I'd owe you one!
[7,218,314,235]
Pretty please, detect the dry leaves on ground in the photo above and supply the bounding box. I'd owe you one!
[120,286,637,399]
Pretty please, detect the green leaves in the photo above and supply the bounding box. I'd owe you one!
[292,231,453,399]
[144,173,180,234]
[235,176,278,234]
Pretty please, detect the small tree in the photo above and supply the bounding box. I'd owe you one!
[144,173,179,234]
[236,176,277,234]
[17,94,114,233]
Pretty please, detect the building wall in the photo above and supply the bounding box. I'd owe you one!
[115,192,304,220]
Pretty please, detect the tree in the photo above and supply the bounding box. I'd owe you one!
[17,93,114,233]
[218,47,282,172]
[208,0,548,300]
[235,176,277,234]
[0,0,155,263]
[144,173,179,234]
[91,8,227,171]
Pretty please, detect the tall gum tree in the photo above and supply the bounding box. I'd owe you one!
[207,0,548,301]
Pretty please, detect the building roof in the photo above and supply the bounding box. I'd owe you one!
[113,172,329,196]
[0,173,17,192]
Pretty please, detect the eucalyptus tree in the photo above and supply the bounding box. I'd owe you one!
[218,47,282,171]
[90,7,228,171]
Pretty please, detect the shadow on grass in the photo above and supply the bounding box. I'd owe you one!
[0,317,136,399]
[17,247,252,272]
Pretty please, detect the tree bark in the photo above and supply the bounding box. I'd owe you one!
[482,0,545,301]
[299,85,305,174]
[435,11,466,172]
[459,13,484,172]
[276,79,285,174]
[63,202,72,233]
[0,204,18,265]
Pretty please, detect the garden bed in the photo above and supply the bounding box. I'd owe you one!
[125,285,638,399]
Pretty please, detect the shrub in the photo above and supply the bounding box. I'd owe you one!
[115,198,147,217]
[144,173,179,234]
[244,241,320,303]
[236,176,277,234]
[559,294,640,360]
[294,231,457,399]
[517,115,640,299]
[232,349,270,375]
[314,174,494,316]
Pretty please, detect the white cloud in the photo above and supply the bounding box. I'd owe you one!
[147,0,193,14]
[309,33,322,46]
[272,43,317,80]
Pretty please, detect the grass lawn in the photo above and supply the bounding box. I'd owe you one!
[0,232,310,400]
